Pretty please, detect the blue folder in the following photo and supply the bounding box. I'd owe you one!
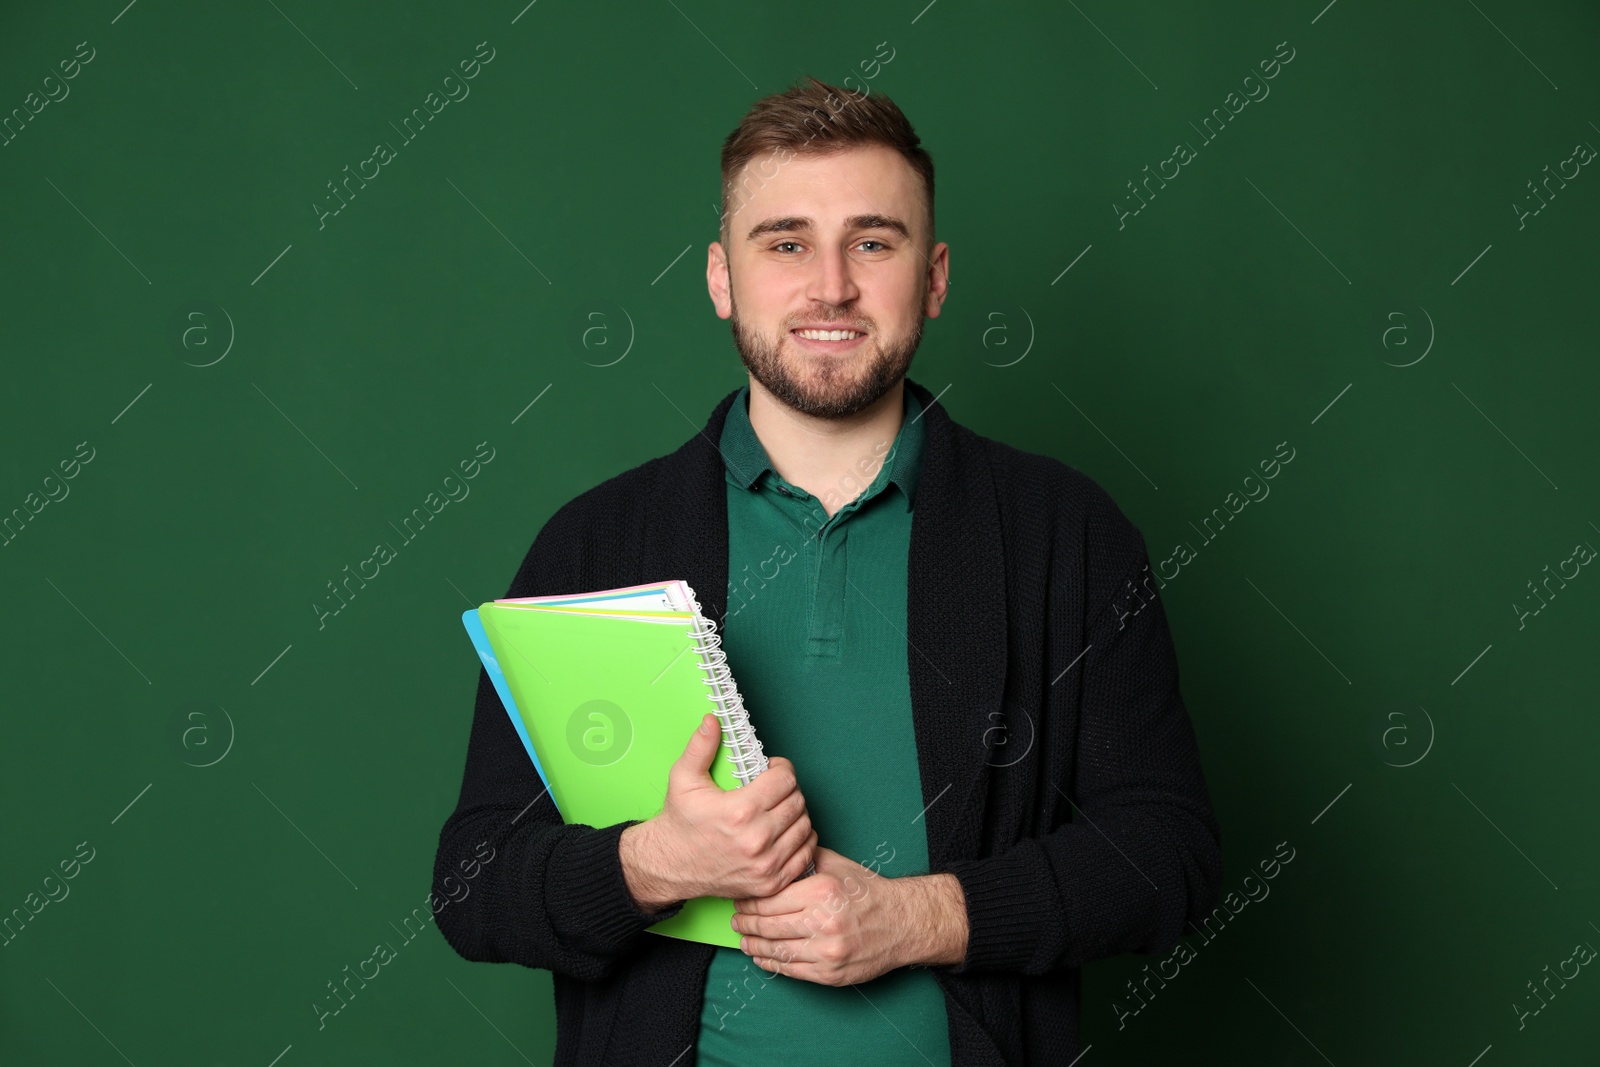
[461,609,557,812]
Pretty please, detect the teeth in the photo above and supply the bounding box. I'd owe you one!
[795,329,863,341]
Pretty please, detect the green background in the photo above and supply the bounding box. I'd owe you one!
[3,0,1597,1063]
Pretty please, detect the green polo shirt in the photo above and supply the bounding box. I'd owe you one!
[695,384,951,1067]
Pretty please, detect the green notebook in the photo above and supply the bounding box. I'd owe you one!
[474,584,772,949]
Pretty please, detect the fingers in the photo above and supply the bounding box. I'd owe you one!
[764,787,809,831]
[769,803,813,853]
[768,819,816,878]
[745,755,799,808]
[734,829,819,912]
[738,934,809,967]
[781,828,818,886]
[669,713,721,784]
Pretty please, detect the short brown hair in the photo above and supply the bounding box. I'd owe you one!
[718,76,935,248]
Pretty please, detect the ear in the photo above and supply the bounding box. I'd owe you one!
[923,241,950,319]
[707,242,733,320]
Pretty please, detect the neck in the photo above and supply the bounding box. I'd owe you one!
[746,377,906,517]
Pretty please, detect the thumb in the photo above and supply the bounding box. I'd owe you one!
[670,712,721,786]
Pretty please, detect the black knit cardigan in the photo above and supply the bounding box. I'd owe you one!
[433,377,1223,1065]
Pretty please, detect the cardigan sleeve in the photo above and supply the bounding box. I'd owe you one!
[937,504,1223,976]
[432,506,685,981]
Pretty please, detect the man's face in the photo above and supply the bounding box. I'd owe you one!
[708,144,948,420]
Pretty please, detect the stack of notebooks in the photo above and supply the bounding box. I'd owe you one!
[461,580,782,949]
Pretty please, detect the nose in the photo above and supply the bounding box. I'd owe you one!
[806,242,861,309]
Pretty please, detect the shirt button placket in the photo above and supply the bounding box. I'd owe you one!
[808,515,847,658]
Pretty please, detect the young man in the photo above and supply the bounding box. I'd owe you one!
[434,77,1222,1066]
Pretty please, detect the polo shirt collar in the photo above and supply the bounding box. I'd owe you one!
[720,383,924,508]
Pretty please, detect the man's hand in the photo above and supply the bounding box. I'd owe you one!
[620,713,817,910]
[729,846,969,986]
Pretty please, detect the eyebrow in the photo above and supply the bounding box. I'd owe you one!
[745,213,912,242]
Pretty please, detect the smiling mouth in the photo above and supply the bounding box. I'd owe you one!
[791,328,867,344]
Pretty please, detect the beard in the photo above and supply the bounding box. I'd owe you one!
[728,286,926,420]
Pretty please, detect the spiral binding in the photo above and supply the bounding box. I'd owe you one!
[681,584,769,786]
[681,583,815,880]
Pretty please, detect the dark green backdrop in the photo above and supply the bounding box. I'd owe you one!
[3,0,1597,1063]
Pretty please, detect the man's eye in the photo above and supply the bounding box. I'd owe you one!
[857,240,888,253]
[774,241,803,254]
